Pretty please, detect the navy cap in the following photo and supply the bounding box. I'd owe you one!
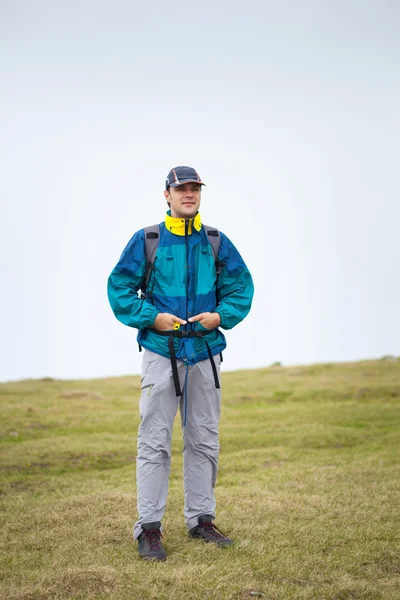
[165,166,205,189]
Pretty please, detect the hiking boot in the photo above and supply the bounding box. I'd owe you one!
[137,521,166,561]
[188,514,234,546]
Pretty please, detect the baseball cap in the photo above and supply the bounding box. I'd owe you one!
[165,166,206,189]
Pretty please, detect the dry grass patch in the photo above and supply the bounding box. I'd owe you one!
[1,359,400,600]
[58,390,105,400]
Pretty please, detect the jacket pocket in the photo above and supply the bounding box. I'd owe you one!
[154,254,186,293]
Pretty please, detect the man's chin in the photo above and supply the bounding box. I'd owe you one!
[181,208,198,219]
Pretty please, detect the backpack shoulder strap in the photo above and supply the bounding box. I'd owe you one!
[203,225,223,273]
[143,224,160,293]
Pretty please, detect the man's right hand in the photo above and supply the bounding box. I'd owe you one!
[153,313,187,331]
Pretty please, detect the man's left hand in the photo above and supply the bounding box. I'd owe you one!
[188,312,221,330]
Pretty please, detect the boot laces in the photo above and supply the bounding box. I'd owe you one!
[200,521,226,540]
[143,529,162,551]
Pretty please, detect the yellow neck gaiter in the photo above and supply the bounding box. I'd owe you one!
[165,211,202,236]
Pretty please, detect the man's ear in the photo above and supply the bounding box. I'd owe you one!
[164,189,170,208]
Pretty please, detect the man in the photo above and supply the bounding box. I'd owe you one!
[108,165,254,561]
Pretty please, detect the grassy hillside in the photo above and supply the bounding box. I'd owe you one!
[1,359,399,600]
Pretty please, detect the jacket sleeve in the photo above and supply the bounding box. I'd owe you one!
[214,232,254,330]
[107,229,160,329]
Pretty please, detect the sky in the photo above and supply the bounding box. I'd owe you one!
[1,0,399,381]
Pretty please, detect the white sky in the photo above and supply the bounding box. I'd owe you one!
[1,0,399,381]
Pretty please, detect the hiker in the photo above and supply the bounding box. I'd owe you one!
[107,165,254,560]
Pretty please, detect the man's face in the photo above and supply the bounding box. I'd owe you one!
[164,182,201,219]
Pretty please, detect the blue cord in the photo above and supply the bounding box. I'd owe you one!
[183,364,189,426]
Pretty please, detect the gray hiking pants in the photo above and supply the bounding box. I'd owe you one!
[133,349,221,539]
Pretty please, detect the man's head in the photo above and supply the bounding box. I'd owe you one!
[164,166,205,219]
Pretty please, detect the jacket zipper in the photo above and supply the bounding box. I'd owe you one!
[185,219,189,324]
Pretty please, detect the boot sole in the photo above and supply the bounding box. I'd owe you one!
[139,552,167,561]
[189,534,234,546]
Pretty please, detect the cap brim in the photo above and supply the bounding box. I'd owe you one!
[169,179,206,187]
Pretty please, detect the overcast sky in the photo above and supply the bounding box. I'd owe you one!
[1,0,399,381]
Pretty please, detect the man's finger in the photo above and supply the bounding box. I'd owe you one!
[173,316,187,324]
[188,314,204,323]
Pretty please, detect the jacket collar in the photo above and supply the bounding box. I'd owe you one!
[165,211,202,236]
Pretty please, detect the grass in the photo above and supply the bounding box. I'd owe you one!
[1,359,400,600]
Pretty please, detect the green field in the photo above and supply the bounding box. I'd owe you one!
[1,359,399,600]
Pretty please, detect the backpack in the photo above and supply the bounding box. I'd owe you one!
[141,224,223,298]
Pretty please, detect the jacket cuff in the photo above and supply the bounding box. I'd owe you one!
[214,308,225,329]
[147,309,160,328]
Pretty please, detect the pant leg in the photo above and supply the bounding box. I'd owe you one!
[134,350,183,539]
[180,356,222,531]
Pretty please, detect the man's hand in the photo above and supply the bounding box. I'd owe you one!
[154,313,187,331]
[188,312,221,330]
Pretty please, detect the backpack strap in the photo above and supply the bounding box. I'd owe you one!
[203,225,223,274]
[203,225,224,362]
[143,224,160,296]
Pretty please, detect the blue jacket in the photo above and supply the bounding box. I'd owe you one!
[107,211,254,364]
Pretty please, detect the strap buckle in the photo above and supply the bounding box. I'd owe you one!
[176,330,191,338]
